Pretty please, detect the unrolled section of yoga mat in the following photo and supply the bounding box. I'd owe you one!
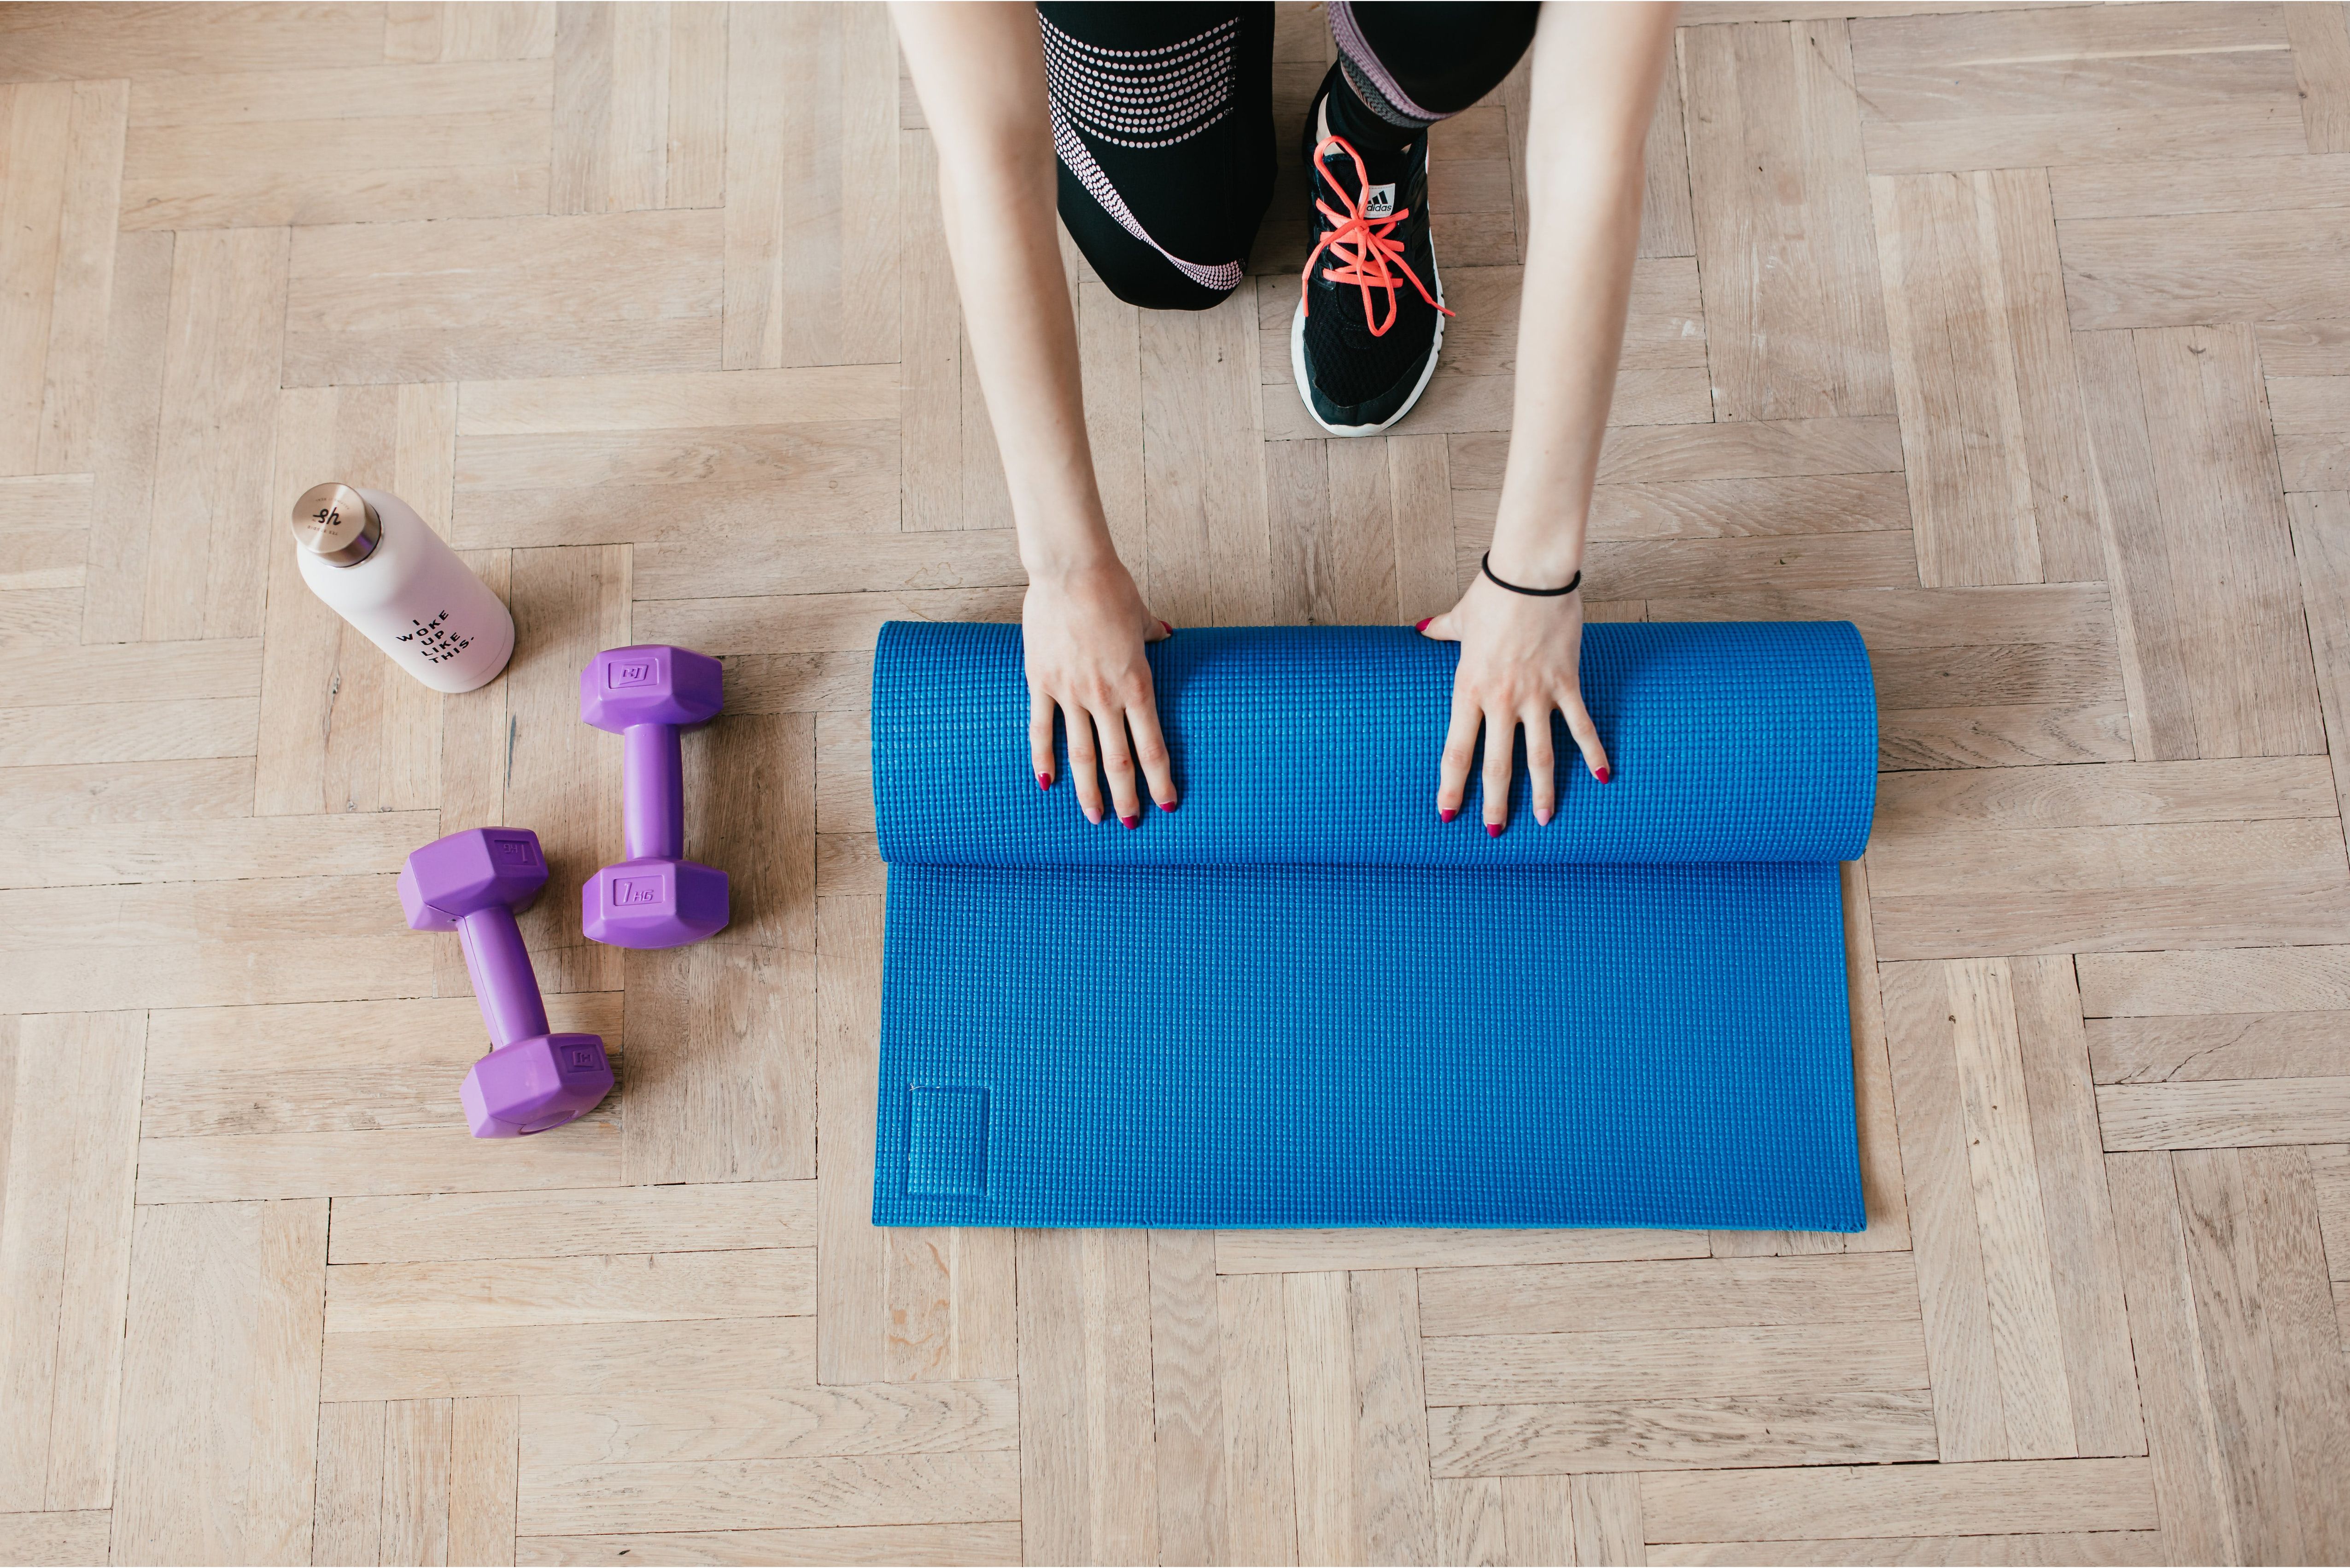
[870,621,1876,1231]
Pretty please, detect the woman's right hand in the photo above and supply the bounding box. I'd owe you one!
[1024,561,1175,827]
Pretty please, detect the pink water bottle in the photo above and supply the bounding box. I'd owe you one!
[290,482,515,694]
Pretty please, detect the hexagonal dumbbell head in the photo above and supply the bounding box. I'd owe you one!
[583,857,730,949]
[579,645,723,733]
[398,826,547,930]
[462,1033,614,1138]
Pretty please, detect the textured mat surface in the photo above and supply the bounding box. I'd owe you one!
[871,621,1877,1230]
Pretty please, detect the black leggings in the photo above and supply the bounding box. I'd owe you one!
[1040,2,1539,310]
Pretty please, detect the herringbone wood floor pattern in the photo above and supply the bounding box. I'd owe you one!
[4,2,2350,1563]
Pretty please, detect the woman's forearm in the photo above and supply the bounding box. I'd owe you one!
[891,2,1118,583]
[1487,3,1678,588]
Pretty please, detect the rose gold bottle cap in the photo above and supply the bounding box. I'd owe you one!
[291,482,381,567]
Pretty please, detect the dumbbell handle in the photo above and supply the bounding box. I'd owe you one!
[455,903,551,1048]
[622,721,684,862]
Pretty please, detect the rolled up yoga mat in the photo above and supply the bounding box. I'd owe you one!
[870,620,1876,1230]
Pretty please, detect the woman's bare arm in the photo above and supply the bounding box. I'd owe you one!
[1421,2,1677,831]
[892,1,1174,825]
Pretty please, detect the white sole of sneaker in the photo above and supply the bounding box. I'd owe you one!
[1289,250,1446,438]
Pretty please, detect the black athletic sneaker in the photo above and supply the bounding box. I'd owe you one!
[1292,70,1452,436]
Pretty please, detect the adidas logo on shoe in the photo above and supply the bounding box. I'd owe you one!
[1363,183,1396,219]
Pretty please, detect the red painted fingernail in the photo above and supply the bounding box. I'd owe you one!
[1439,807,1457,823]
[1596,766,1612,783]
[1121,814,1140,830]
[1487,822,1504,838]
[1160,620,1173,635]
[1038,772,1052,789]
[1414,617,1431,632]
[1159,797,1179,812]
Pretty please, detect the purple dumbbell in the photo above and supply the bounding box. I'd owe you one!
[579,644,731,949]
[400,828,614,1138]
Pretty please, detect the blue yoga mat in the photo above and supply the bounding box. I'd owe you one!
[870,621,1876,1230]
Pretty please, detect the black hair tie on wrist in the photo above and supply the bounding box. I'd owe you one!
[1481,551,1582,597]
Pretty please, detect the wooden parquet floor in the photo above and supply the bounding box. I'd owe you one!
[3,2,2350,1563]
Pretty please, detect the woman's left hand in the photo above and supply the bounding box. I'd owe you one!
[1418,576,1611,833]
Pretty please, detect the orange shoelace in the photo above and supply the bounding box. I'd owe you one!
[1300,134,1452,339]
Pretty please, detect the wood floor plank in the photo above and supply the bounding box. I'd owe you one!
[315,1402,395,1565]
[1871,168,2100,585]
[328,1178,814,1264]
[111,1199,327,1566]
[0,78,126,478]
[516,1451,1019,1538]
[2052,154,2350,224]
[2089,1010,2350,1086]
[0,4,385,76]
[1647,1531,2164,1566]
[327,1248,813,1333]
[1422,1321,1929,1406]
[0,472,89,593]
[0,1510,111,1566]
[1217,1230,1709,1274]
[520,1383,1017,1467]
[137,1121,625,1205]
[2109,1147,2350,1561]
[1216,1271,1299,1565]
[1016,1228,1158,1565]
[456,364,900,546]
[1141,287,1273,627]
[898,127,960,532]
[622,944,816,1186]
[7,811,427,890]
[2096,1078,2350,1151]
[723,1,897,370]
[2079,943,2350,1017]
[1146,1231,1229,1567]
[8,635,259,708]
[514,1523,1023,1565]
[1680,18,1894,421]
[1436,1475,1505,1568]
[553,5,670,215]
[123,60,550,229]
[2075,324,2325,759]
[0,1013,142,1514]
[1568,1472,1647,1567]
[452,1395,522,1568]
[1638,35,1695,261]
[386,3,557,65]
[2292,492,2350,827]
[1431,1390,1939,1479]
[146,226,288,642]
[1851,4,2304,174]
[2063,207,2350,330]
[1868,813,2350,958]
[1315,437,1402,624]
[0,757,253,830]
[0,875,432,1016]
[1283,1271,1354,1568]
[286,210,722,385]
[1877,956,2141,1462]
[326,1317,813,1402]
[2287,0,2350,152]
[1418,1254,1920,1338]
[1638,1456,2157,1543]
